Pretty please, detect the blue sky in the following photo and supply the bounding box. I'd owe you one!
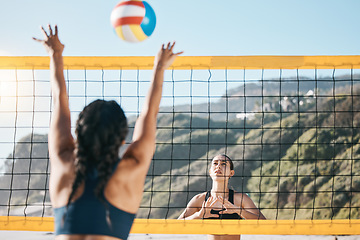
[0,0,359,56]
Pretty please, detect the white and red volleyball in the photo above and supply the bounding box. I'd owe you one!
[110,0,156,42]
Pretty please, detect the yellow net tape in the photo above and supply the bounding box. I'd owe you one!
[0,55,360,70]
[0,217,360,235]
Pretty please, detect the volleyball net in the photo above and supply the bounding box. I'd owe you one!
[0,56,359,235]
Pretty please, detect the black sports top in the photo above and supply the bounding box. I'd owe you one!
[204,189,242,219]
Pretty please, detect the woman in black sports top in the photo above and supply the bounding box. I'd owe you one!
[178,154,266,240]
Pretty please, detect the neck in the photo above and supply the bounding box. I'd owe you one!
[211,179,229,196]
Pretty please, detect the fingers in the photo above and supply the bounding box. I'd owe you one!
[174,51,184,56]
[160,42,172,52]
[201,201,206,209]
[218,196,229,202]
[40,26,49,38]
[169,42,175,51]
[218,210,230,215]
[48,24,53,36]
[205,196,213,204]
[218,196,232,207]
[161,42,182,53]
[40,24,57,38]
[204,197,212,208]
[205,196,219,208]
[32,37,43,42]
[155,41,182,69]
[169,42,184,56]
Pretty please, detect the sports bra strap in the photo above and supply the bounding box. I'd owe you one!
[228,189,234,203]
[204,189,234,204]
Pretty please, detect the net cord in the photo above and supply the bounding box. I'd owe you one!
[1,56,360,235]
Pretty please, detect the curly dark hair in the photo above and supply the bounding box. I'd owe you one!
[66,100,128,212]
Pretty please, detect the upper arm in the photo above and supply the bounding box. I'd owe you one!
[48,55,74,166]
[240,194,257,209]
[46,52,75,205]
[126,67,166,166]
[238,193,266,219]
[178,194,203,219]
[123,114,157,168]
[48,151,75,207]
[48,91,74,161]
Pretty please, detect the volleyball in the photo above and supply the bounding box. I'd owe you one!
[110,0,156,42]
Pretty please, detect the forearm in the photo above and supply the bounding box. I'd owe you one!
[129,42,181,157]
[49,52,70,128]
[48,52,73,154]
[35,25,73,156]
[141,66,165,118]
[239,208,266,220]
[50,53,67,101]
[133,66,164,141]
[179,211,202,220]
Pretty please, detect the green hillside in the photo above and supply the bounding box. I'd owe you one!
[1,77,359,220]
[138,85,360,219]
[0,134,50,216]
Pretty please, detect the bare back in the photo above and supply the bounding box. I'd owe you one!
[49,148,151,214]
[37,26,182,239]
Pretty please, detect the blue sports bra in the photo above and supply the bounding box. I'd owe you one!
[53,170,136,239]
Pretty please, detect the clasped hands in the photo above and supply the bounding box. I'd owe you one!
[199,195,242,219]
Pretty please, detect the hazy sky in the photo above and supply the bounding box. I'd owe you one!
[0,0,359,56]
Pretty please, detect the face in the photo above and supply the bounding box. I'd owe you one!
[209,155,235,180]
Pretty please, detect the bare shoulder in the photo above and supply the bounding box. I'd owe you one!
[49,151,76,207]
[193,192,207,201]
[104,154,150,213]
[120,141,152,173]
[233,191,250,199]
[50,150,75,178]
[233,191,255,207]
[110,155,144,182]
[178,192,207,219]
[187,192,207,206]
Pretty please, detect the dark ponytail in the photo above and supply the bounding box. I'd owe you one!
[65,100,128,222]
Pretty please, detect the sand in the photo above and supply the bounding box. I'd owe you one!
[0,231,359,240]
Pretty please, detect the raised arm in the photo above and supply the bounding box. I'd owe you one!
[33,25,74,164]
[123,42,182,166]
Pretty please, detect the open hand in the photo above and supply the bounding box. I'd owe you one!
[154,42,183,70]
[33,24,64,56]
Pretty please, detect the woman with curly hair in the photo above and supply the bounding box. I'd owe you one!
[33,24,182,240]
